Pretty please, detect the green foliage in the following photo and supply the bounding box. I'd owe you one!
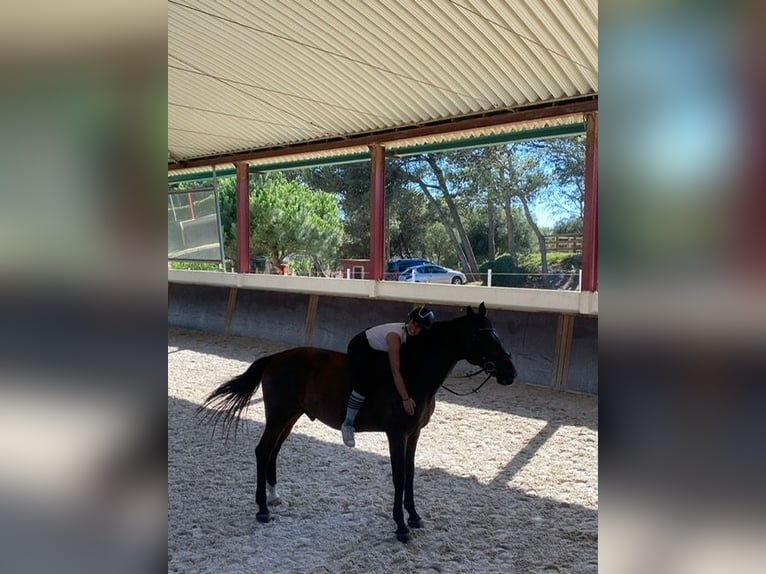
[478,251,582,288]
[465,205,535,261]
[168,261,223,271]
[516,252,582,288]
[478,254,530,287]
[519,251,581,270]
[217,176,237,237]
[558,253,582,270]
[388,185,431,259]
[204,172,343,273]
[297,163,373,258]
[298,161,424,260]
[249,173,343,271]
[284,253,325,276]
[422,222,455,266]
[553,216,583,235]
[541,135,585,220]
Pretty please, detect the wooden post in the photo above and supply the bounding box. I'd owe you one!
[552,314,575,390]
[369,144,386,281]
[224,287,238,335]
[304,294,320,344]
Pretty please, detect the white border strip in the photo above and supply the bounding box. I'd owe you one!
[168,270,598,316]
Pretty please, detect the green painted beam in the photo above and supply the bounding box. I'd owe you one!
[168,168,236,184]
[167,123,585,183]
[387,123,585,157]
[248,153,371,174]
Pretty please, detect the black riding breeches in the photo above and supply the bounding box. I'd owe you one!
[347,330,384,396]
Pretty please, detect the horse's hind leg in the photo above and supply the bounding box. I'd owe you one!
[404,429,423,528]
[265,414,301,506]
[254,423,287,523]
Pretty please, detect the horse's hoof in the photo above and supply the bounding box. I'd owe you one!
[396,532,411,543]
[267,497,282,506]
[256,512,271,523]
[407,518,423,528]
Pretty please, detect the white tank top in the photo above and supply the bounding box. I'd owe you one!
[365,322,407,351]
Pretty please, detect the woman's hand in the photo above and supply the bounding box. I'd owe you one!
[402,397,416,416]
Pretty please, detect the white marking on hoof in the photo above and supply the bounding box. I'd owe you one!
[266,483,282,506]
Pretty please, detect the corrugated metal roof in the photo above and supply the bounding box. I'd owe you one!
[168,0,597,169]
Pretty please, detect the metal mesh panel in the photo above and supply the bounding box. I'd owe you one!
[167,186,224,262]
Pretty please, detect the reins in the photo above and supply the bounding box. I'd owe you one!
[437,326,503,396]
[440,365,494,396]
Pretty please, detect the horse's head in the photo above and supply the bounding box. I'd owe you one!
[460,302,518,385]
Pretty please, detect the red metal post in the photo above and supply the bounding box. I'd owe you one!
[235,162,250,273]
[581,112,598,291]
[369,144,386,280]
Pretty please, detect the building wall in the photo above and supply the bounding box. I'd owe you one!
[168,283,598,394]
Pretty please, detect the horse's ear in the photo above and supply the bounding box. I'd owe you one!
[479,302,486,316]
[466,306,475,317]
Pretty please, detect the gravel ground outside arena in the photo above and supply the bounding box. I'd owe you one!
[168,327,598,574]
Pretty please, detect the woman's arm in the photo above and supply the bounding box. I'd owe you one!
[386,332,416,415]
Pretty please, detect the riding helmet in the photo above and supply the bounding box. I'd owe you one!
[408,305,435,329]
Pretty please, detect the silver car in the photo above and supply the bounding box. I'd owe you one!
[398,263,467,285]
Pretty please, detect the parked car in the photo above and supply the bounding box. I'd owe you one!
[385,258,431,280]
[398,263,467,285]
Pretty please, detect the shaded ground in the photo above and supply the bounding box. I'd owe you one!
[168,327,597,573]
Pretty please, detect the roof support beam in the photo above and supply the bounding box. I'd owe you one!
[235,162,250,274]
[581,112,598,292]
[168,98,597,172]
[369,144,386,281]
[167,121,586,184]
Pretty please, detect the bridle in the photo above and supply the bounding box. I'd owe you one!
[440,327,506,396]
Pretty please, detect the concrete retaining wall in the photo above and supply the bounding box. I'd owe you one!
[168,283,598,394]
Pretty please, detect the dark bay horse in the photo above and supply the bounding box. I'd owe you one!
[198,302,517,542]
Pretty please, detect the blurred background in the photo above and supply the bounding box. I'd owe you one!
[0,0,764,573]
[599,1,766,573]
[0,2,166,573]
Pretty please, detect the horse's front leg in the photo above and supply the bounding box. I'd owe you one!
[386,431,410,542]
[404,428,422,528]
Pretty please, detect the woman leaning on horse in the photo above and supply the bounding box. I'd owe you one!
[341,305,435,447]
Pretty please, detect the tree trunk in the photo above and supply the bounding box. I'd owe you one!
[423,155,480,280]
[311,254,327,277]
[487,201,496,264]
[413,179,471,273]
[270,252,281,273]
[519,194,549,288]
[504,196,515,264]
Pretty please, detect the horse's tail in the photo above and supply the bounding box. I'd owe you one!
[196,355,273,439]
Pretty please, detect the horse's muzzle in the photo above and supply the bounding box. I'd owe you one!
[492,355,517,386]
[496,375,515,386]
